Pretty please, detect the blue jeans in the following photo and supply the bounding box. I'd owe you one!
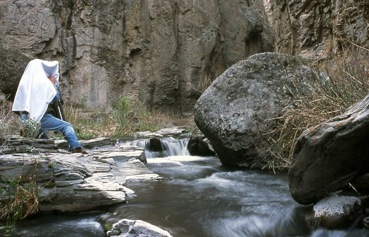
[40,114,81,149]
[21,113,81,149]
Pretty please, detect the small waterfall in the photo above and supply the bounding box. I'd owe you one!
[123,137,190,158]
[161,137,190,157]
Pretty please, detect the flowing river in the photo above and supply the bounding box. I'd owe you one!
[5,137,369,237]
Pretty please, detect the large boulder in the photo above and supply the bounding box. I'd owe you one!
[194,52,320,168]
[289,95,369,205]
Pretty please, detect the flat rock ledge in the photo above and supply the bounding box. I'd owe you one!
[0,135,161,213]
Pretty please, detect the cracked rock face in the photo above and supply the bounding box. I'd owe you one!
[0,0,273,115]
[265,0,369,58]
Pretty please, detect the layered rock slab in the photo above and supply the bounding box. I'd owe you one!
[0,138,159,212]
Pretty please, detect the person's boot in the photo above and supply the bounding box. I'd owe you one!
[72,147,88,154]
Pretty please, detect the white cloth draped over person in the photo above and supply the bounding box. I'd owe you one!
[12,59,87,154]
[12,59,59,122]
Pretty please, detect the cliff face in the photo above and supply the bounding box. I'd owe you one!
[2,1,369,115]
[0,0,273,115]
[266,0,369,57]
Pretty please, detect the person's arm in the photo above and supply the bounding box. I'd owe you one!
[53,88,61,102]
[48,75,61,102]
[48,74,66,120]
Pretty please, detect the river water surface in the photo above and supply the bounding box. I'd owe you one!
[5,138,369,237]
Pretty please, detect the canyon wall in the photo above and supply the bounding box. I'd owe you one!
[0,0,273,115]
[266,0,369,58]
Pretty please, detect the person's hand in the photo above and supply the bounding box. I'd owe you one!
[20,111,30,120]
[48,75,57,84]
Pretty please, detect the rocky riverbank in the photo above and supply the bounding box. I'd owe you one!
[0,136,161,213]
[1,126,369,236]
[0,127,192,237]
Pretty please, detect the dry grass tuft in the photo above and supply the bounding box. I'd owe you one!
[0,170,39,226]
[0,183,39,222]
[63,97,194,139]
[0,93,194,141]
[0,100,20,141]
[258,44,369,172]
[63,105,116,139]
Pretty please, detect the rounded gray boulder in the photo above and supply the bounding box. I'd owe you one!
[194,52,320,168]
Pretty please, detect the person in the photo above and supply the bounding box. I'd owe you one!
[12,59,87,154]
